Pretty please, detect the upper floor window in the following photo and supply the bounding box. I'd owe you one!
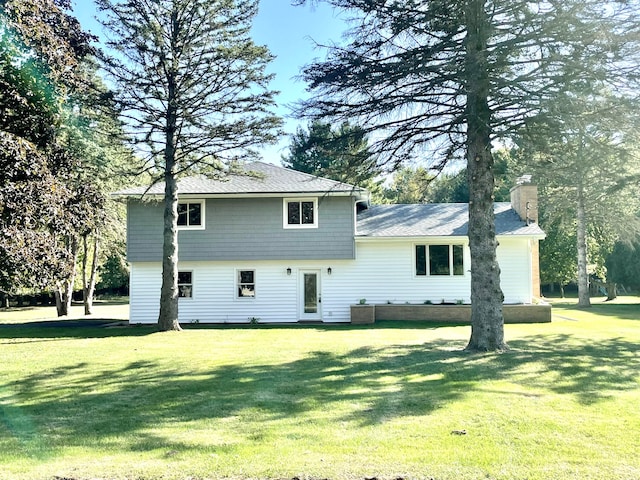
[177,201,204,229]
[416,244,464,276]
[283,198,318,228]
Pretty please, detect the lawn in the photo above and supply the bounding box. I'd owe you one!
[0,299,639,480]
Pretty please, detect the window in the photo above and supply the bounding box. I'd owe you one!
[178,271,193,298]
[237,270,255,298]
[177,201,204,229]
[416,244,465,276]
[284,198,317,228]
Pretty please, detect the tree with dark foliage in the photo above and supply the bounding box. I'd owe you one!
[0,0,100,312]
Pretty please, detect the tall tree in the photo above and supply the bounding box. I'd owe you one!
[283,120,378,183]
[282,120,385,202]
[0,0,101,308]
[538,216,577,298]
[296,0,640,350]
[516,89,640,307]
[97,0,281,331]
[384,149,519,204]
[383,166,435,204]
[606,240,640,294]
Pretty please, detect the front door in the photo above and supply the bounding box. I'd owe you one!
[299,270,321,321]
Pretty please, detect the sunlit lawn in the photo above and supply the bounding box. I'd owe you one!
[0,298,638,480]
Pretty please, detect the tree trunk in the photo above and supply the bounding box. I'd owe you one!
[606,282,617,301]
[55,236,79,317]
[82,234,99,315]
[464,0,506,352]
[1,293,8,309]
[157,59,182,332]
[560,283,565,298]
[576,180,591,307]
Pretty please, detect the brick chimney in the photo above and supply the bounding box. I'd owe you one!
[510,175,542,299]
[510,175,538,225]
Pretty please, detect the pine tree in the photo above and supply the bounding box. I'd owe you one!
[296,0,640,350]
[97,0,281,330]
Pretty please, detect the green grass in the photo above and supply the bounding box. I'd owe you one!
[0,300,639,480]
[0,298,129,324]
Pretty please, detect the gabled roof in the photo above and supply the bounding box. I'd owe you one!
[114,161,366,198]
[356,203,545,238]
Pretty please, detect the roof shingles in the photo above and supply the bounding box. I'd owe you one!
[115,161,363,196]
[356,203,545,237]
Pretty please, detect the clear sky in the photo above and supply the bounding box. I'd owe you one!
[70,0,350,164]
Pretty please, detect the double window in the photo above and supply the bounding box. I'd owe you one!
[177,201,204,229]
[284,198,317,228]
[416,244,464,276]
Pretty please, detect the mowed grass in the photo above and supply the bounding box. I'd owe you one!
[0,299,639,480]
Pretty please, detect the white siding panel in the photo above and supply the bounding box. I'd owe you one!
[130,261,303,324]
[326,242,472,310]
[497,238,533,303]
[129,263,161,324]
[129,237,534,324]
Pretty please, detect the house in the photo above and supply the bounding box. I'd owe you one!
[116,161,545,324]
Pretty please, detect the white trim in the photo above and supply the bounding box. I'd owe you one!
[177,200,206,230]
[283,197,319,229]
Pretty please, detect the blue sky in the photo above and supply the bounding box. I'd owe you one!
[71,0,350,163]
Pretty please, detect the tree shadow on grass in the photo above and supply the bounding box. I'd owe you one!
[555,303,640,321]
[2,333,638,461]
[0,323,156,342]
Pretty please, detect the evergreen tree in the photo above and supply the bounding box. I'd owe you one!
[516,89,640,307]
[296,0,640,350]
[97,0,282,331]
[283,120,378,183]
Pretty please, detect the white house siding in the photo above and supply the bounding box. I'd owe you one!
[130,261,300,324]
[325,240,473,309]
[496,237,534,304]
[129,236,535,324]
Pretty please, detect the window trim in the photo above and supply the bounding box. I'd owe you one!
[178,270,194,299]
[236,269,256,299]
[177,200,205,230]
[283,197,318,229]
[415,244,466,277]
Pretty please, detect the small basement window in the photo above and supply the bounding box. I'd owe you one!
[237,270,256,298]
[178,271,193,298]
[177,201,204,229]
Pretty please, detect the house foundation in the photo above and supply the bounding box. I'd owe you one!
[351,303,551,324]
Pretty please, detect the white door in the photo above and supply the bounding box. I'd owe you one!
[299,270,321,321]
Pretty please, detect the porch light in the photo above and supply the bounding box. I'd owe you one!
[286,267,292,275]
[327,267,332,275]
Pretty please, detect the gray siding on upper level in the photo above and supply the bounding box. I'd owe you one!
[127,196,356,262]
